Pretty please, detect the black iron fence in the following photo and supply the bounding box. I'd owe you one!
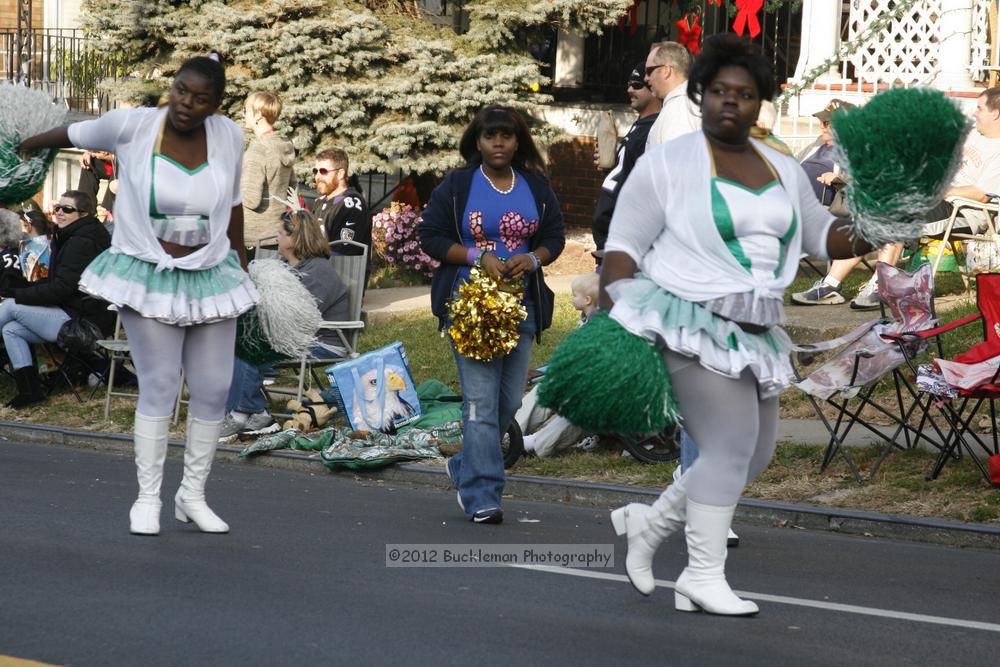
[570,1,801,103]
[0,28,126,115]
[422,0,802,105]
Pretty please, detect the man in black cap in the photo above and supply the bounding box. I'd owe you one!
[591,63,662,255]
[797,98,854,206]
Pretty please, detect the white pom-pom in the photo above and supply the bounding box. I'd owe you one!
[0,84,68,203]
[248,258,321,358]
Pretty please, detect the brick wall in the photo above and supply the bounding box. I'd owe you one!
[548,136,603,231]
[0,1,45,28]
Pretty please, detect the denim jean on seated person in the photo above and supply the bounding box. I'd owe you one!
[680,428,699,471]
[226,342,347,414]
[0,300,71,369]
[449,302,537,517]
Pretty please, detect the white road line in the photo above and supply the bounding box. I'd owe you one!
[510,565,1000,634]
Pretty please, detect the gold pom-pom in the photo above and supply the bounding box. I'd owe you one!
[448,267,527,361]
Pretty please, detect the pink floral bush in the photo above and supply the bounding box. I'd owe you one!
[371,202,439,279]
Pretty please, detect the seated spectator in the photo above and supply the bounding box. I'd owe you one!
[922,87,1000,236]
[19,209,52,284]
[797,99,854,205]
[792,99,901,310]
[0,208,26,291]
[516,273,600,457]
[0,191,113,408]
[221,209,351,441]
[795,88,1000,309]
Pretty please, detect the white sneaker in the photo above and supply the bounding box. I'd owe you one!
[237,411,281,440]
[218,412,249,442]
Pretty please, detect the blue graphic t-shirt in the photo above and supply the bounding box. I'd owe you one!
[457,168,540,289]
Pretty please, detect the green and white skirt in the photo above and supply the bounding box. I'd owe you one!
[606,275,793,398]
[79,249,260,326]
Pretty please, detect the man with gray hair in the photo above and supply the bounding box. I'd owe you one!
[644,41,701,148]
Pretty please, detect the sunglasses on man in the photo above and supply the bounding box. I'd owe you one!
[628,80,648,91]
[312,167,342,176]
[53,205,80,214]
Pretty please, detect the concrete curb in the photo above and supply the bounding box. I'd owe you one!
[3,419,998,550]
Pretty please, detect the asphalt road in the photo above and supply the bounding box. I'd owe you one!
[1,440,998,667]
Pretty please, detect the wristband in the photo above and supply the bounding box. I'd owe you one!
[466,247,483,266]
[527,252,541,272]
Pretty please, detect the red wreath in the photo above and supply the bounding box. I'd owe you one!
[733,0,764,39]
[676,13,703,55]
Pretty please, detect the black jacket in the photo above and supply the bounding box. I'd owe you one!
[8,215,114,334]
[418,167,565,341]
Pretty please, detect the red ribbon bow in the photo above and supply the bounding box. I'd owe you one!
[676,13,703,55]
[733,0,764,39]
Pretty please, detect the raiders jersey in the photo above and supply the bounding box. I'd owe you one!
[313,187,371,256]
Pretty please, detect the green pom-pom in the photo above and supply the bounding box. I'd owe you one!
[537,311,677,434]
[832,87,971,246]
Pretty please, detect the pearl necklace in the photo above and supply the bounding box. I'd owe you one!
[480,165,516,195]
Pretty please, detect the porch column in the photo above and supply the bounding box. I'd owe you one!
[793,0,843,83]
[934,0,976,90]
[554,30,584,88]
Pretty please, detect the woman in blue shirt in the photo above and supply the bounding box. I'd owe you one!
[420,105,565,524]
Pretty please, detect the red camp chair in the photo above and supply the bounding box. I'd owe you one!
[886,272,1000,483]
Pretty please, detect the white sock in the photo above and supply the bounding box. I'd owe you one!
[822,275,841,288]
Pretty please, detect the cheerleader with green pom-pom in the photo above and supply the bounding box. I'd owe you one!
[543,35,968,617]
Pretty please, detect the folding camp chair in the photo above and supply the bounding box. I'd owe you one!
[792,262,946,481]
[887,272,1000,483]
[926,195,1000,286]
[264,240,367,408]
[95,310,185,422]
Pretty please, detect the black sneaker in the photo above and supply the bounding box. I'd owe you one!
[472,507,503,524]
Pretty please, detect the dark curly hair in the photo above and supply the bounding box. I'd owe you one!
[458,105,548,179]
[686,34,776,106]
[176,54,226,103]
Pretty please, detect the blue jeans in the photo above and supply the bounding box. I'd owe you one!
[449,305,536,516]
[0,300,70,369]
[226,343,347,414]
[680,428,699,472]
[227,357,271,414]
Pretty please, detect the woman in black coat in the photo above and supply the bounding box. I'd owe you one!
[0,190,111,407]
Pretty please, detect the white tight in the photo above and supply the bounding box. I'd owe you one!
[119,308,237,421]
[664,349,779,506]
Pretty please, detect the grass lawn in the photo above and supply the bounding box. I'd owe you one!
[2,265,997,524]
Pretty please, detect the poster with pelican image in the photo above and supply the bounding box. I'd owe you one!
[325,341,421,434]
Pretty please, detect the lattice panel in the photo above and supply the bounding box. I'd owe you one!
[848,0,942,85]
[971,0,993,82]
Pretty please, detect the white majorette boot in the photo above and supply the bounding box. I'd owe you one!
[174,416,229,533]
[674,500,758,616]
[610,480,686,596]
[130,413,172,535]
